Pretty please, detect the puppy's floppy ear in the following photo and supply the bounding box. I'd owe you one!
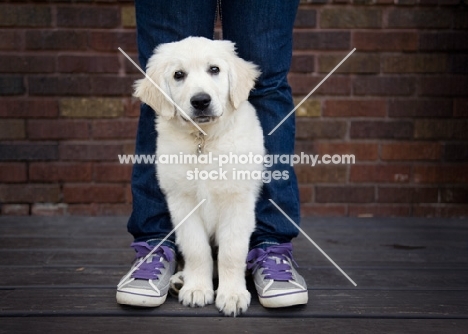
[223,41,261,109]
[133,54,175,120]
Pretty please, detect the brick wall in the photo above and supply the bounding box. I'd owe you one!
[0,0,467,217]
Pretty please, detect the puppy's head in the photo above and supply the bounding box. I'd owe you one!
[133,37,260,125]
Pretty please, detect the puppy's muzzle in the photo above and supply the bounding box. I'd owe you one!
[191,93,215,123]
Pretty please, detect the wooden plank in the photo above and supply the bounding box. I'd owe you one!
[1,318,468,334]
[1,288,467,318]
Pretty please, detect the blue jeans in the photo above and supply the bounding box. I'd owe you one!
[128,0,301,251]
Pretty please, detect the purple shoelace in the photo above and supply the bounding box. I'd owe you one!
[130,242,174,280]
[247,243,297,281]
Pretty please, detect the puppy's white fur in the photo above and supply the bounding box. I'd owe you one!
[133,37,264,316]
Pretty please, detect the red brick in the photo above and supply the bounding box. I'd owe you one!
[324,100,386,117]
[387,9,452,28]
[383,54,446,73]
[454,99,468,117]
[293,31,350,50]
[125,184,132,203]
[27,120,90,140]
[320,8,382,28]
[350,165,411,183]
[388,100,452,118]
[296,120,347,140]
[420,32,468,51]
[88,31,137,52]
[378,187,438,203]
[67,204,97,216]
[31,203,67,216]
[413,205,468,218]
[413,165,468,184]
[29,162,92,182]
[124,98,140,118]
[63,184,125,203]
[0,5,52,27]
[315,186,374,203]
[96,204,132,216]
[91,75,138,96]
[123,53,141,74]
[291,55,315,73]
[91,120,138,139]
[0,143,58,161]
[289,74,351,96]
[353,32,418,51]
[301,204,346,217]
[57,6,120,28]
[295,8,317,28]
[93,163,132,182]
[381,143,441,161]
[350,121,413,139]
[0,30,22,50]
[318,53,380,74]
[59,143,124,161]
[354,77,416,96]
[0,163,27,182]
[348,205,410,217]
[0,119,25,139]
[0,100,59,118]
[0,184,60,203]
[26,30,87,50]
[1,204,29,216]
[29,76,92,96]
[58,55,120,74]
[415,120,468,139]
[299,185,313,203]
[441,188,468,203]
[295,165,347,183]
[316,143,379,161]
[0,55,55,73]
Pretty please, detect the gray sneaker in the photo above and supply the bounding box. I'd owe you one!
[247,243,308,308]
[116,242,176,307]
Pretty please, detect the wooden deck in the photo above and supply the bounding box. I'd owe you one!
[1,216,467,333]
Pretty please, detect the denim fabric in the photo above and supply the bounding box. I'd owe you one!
[128,0,301,251]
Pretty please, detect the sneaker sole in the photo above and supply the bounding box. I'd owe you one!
[258,290,308,308]
[116,290,168,307]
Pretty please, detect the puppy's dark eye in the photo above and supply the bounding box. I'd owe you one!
[209,66,220,75]
[174,71,185,80]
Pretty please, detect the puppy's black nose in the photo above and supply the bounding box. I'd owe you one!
[190,93,211,111]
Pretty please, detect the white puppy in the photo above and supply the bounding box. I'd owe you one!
[133,37,264,316]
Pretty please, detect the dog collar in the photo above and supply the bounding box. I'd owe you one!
[196,131,205,155]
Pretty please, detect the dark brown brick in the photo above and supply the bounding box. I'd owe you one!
[295,165,347,183]
[350,165,411,183]
[296,120,347,140]
[91,76,138,96]
[63,184,126,203]
[449,55,468,74]
[0,5,51,27]
[30,162,92,182]
[0,55,55,73]
[420,32,468,51]
[378,187,438,203]
[299,185,313,203]
[354,77,416,96]
[413,165,468,184]
[59,143,124,161]
[29,76,91,96]
[441,188,468,203]
[381,143,441,161]
[301,204,347,217]
[124,98,141,118]
[27,120,90,140]
[324,100,386,117]
[291,55,314,73]
[454,99,468,117]
[0,120,25,139]
[96,204,132,216]
[353,32,418,51]
[415,120,468,139]
[92,120,138,139]
[383,54,446,73]
[388,100,453,118]
[320,8,382,28]
[444,144,468,162]
[348,205,410,217]
[350,121,413,139]
[25,30,87,50]
[0,163,27,183]
[318,53,380,74]
[420,76,468,97]
[413,205,468,218]
[93,163,132,182]
[316,143,379,161]
[58,55,120,74]
[387,9,452,28]
[0,100,58,118]
[315,186,374,203]
[289,75,351,95]
[0,184,60,203]
[88,31,137,52]
[0,30,22,50]
[293,31,350,50]
[57,6,120,28]
[0,143,58,161]
[295,9,317,28]
[455,11,468,29]
[0,76,25,96]
[1,204,29,216]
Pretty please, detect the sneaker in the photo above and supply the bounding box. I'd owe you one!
[116,242,176,307]
[247,243,308,308]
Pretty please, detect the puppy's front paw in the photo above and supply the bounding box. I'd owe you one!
[169,271,184,297]
[216,288,251,317]
[179,285,214,307]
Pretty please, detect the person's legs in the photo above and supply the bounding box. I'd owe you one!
[221,0,301,249]
[128,0,218,249]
